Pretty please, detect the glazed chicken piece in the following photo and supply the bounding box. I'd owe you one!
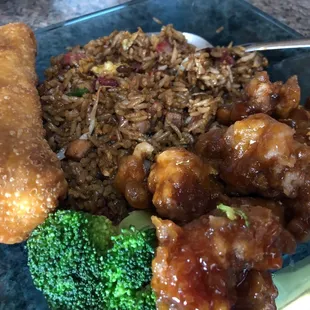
[197,113,310,241]
[148,148,214,223]
[280,107,310,146]
[244,71,274,114]
[151,205,295,310]
[219,114,301,197]
[228,197,286,226]
[273,75,301,118]
[235,270,278,310]
[114,142,154,209]
[216,72,300,124]
[195,124,227,170]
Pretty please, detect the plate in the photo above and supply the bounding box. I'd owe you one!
[1,0,310,309]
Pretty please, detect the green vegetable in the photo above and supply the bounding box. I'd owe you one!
[27,210,116,310]
[135,285,157,310]
[67,87,89,97]
[102,226,157,310]
[27,210,157,310]
[217,203,250,227]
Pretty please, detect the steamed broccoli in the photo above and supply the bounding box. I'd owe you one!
[135,285,157,310]
[102,227,156,310]
[27,210,157,310]
[27,210,116,310]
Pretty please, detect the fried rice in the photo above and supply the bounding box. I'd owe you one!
[39,25,267,223]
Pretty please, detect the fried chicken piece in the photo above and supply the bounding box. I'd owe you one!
[273,75,300,118]
[0,23,67,244]
[148,148,213,223]
[199,114,297,195]
[280,107,310,146]
[195,124,227,169]
[220,114,299,197]
[200,113,310,241]
[245,71,274,114]
[228,197,286,226]
[216,72,300,124]
[151,206,295,310]
[216,72,273,124]
[235,270,278,310]
[199,192,288,236]
[114,142,154,209]
[244,73,299,119]
[227,197,301,253]
[285,173,310,242]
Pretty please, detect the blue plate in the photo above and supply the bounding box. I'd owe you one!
[1,0,310,309]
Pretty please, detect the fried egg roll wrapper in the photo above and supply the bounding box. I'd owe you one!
[0,23,67,244]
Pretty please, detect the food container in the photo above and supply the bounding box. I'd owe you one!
[1,0,310,308]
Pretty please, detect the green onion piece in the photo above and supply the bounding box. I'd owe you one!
[67,87,89,97]
[217,203,250,227]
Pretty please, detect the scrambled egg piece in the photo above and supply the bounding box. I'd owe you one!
[91,61,120,76]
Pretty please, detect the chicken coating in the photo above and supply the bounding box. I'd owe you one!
[148,148,213,223]
[0,23,67,244]
[151,206,295,310]
[216,72,300,124]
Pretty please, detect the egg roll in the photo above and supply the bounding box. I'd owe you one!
[0,23,67,244]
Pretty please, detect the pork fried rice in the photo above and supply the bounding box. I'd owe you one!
[39,25,267,223]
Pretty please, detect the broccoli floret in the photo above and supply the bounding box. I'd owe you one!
[135,285,157,310]
[27,210,116,310]
[103,226,157,310]
[27,210,157,310]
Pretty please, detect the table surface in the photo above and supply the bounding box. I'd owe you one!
[0,0,309,36]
